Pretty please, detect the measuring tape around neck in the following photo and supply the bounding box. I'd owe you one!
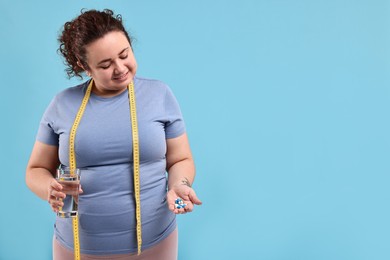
[68,80,142,260]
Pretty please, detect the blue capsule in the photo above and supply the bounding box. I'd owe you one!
[175,198,186,209]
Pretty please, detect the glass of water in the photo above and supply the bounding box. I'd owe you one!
[56,166,81,218]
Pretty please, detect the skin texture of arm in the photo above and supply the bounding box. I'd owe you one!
[166,133,202,214]
[25,141,67,212]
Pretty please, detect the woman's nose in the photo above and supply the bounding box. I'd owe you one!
[113,61,126,74]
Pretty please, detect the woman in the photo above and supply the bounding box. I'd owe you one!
[25,9,201,260]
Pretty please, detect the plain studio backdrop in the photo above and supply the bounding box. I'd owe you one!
[1,0,390,259]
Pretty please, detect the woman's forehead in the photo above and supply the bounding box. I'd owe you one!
[85,31,131,61]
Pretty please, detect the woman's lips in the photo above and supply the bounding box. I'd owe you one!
[113,71,129,81]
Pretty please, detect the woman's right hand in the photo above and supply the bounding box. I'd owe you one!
[47,179,84,213]
[47,179,65,213]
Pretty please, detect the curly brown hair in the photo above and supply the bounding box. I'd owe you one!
[58,9,133,78]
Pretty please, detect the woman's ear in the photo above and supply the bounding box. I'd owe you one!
[77,60,91,77]
[77,60,85,70]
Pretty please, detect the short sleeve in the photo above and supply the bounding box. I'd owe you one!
[164,86,186,139]
[36,96,59,146]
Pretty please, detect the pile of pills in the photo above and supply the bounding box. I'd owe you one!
[175,198,186,209]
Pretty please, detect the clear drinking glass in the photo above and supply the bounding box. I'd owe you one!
[56,166,81,218]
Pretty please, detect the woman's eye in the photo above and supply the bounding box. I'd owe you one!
[101,65,110,69]
[120,55,128,60]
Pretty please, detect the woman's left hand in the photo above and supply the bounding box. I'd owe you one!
[167,184,202,214]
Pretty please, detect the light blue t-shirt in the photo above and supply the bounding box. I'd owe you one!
[36,76,185,255]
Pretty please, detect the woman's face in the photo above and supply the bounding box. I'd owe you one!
[84,31,137,97]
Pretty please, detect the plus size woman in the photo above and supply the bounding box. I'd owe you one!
[25,9,201,260]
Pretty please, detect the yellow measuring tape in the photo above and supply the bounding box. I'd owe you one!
[68,80,142,260]
[128,81,143,255]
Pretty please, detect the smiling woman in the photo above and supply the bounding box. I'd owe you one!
[58,10,137,97]
[25,9,201,260]
[82,31,137,97]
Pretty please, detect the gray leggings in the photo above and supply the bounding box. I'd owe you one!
[53,228,178,260]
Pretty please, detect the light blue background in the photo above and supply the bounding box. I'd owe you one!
[1,0,390,259]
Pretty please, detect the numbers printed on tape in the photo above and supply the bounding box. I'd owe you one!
[72,217,80,259]
[68,80,92,260]
[128,81,142,255]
